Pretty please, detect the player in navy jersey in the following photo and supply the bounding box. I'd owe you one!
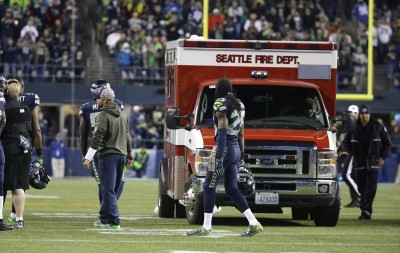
[187,78,263,237]
[0,77,12,231]
[5,78,43,227]
[79,79,125,205]
[19,79,43,159]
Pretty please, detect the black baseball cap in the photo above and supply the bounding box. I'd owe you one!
[359,104,370,114]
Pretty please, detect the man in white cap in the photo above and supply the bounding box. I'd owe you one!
[83,87,133,229]
[340,105,361,207]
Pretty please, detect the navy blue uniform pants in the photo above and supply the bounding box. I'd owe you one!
[94,155,125,205]
[203,144,249,213]
[98,153,126,225]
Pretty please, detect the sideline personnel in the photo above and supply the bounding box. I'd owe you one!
[339,104,391,219]
[2,79,33,229]
[83,87,133,229]
[187,78,263,237]
[6,77,43,227]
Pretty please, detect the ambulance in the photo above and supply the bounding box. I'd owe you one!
[158,37,352,227]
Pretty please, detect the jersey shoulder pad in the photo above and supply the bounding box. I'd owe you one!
[34,93,40,106]
[213,98,228,113]
[79,102,91,115]
[79,102,90,109]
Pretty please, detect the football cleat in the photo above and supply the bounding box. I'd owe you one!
[187,227,213,236]
[239,222,263,237]
[7,216,16,226]
[0,219,13,231]
[14,220,24,230]
[94,220,121,229]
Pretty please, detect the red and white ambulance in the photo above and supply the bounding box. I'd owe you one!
[159,37,348,226]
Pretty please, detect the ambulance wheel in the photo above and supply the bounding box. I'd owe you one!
[175,202,186,218]
[311,189,341,227]
[158,163,174,218]
[185,175,204,225]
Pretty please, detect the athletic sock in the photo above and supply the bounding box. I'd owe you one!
[243,208,258,226]
[203,213,213,230]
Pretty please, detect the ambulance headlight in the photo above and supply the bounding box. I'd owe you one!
[317,151,336,178]
[195,149,212,177]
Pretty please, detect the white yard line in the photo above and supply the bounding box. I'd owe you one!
[1,238,400,247]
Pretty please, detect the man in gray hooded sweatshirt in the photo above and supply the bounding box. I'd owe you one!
[83,87,133,229]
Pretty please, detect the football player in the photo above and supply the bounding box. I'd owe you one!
[0,76,12,231]
[187,78,263,237]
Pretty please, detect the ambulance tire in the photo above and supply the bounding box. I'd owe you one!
[175,202,186,218]
[291,207,310,220]
[311,189,341,227]
[158,162,174,218]
[185,175,204,225]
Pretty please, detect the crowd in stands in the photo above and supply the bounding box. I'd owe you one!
[0,0,85,83]
[97,0,400,91]
[1,1,399,90]
[129,104,164,149]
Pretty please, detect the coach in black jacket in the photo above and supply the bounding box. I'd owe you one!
[339,104,391,220]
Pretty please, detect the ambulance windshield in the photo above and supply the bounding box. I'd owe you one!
[196,84,328,130]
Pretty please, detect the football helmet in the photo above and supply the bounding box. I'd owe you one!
[237,165,255,197]
[90,79,110,100]
[29,161,51,189]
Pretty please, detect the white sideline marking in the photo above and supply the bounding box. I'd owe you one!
[91,228,236,237]
[2,238,400,247]
[32,213,156,220]
[25,194,60,199]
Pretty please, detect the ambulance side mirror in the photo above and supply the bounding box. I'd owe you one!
[166,107,192,130]
[331,111,356,133]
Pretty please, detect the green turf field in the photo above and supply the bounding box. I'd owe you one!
[0,178,399,253]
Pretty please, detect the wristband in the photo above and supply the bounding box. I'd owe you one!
[85,147,97,161]
[216,128,227,159]
[36,148,42,156]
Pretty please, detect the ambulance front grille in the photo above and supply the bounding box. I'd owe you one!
[244,141,316,178]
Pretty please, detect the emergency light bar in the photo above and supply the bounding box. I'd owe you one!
[251,70,268,79]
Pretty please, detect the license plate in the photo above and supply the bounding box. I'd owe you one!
[255,192,279,205]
